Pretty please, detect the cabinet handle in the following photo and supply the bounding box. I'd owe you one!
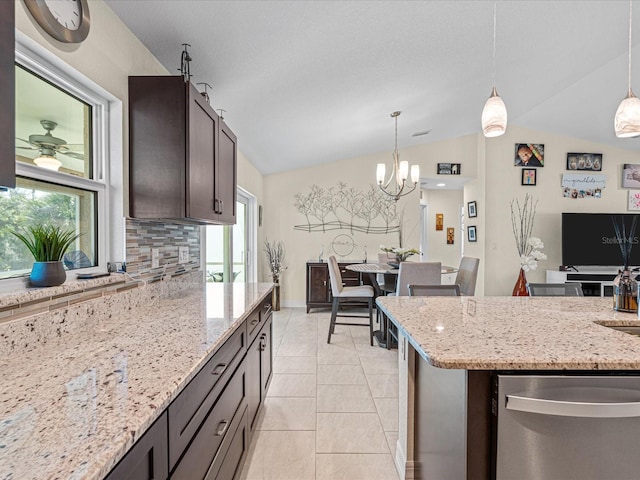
[219,200,224,213]
[211,363,227,376]
[250,318,259,326]
[215,420,229,436]
[323,281,326,286]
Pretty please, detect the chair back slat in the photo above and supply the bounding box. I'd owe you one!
[327,256,343,295]
[455,256,480,296]
[396,262,441,296]
[527,282,584,296]
[409,284,460,296]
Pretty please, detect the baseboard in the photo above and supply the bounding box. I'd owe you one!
[394,440,419,480]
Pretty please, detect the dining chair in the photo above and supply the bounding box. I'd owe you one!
[326,255,375,345]
[455,256,480,296]
[527,282,584,296]
[395,261,442,296]
[377,253,397,295]
[409,284,461,296]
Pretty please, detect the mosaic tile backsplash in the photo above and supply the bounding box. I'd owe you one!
[125,218,201,279]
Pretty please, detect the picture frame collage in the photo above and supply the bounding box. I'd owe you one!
[467,201,477,242]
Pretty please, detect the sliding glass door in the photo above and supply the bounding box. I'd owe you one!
[205,187,256,283]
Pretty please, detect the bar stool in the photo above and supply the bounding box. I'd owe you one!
[326,255,375,345]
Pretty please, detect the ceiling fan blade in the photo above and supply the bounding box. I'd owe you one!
[59,151,85,160]
[16,146,37,150]
[16,137,33,145]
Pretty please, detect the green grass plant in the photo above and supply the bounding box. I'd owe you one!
[11,225,82,262]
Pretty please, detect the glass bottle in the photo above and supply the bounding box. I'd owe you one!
[614,268,638,313]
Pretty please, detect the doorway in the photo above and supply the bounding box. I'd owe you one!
[205,187,257,283]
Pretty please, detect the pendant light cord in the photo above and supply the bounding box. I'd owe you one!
[492,1,497,87]
[629,0,633,94]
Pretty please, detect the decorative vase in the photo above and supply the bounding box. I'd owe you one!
[613,269,638,313]
[272,276,281,311]
[30,261,66,287]
[512,268,529,296]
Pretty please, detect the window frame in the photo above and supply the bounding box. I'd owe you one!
[4,34,114,283]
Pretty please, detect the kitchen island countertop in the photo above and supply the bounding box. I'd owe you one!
[377,295,640,370]
[0,278,273,480]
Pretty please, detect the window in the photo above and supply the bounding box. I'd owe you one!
[1,39,111,279]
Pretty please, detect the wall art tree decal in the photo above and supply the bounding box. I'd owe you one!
[293,182,401,234]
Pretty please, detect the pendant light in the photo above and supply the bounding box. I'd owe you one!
[376,111,420,202]
[615,0,640,138]
[481,2,507,137]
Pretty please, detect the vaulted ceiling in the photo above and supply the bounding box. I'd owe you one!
[105,1,640,176]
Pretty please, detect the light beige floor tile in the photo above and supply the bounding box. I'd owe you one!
[281,331,318,344]
[385,431,399,458]
[317,364,366,385]
[255,397,316,431]
[277,342,317,357]
[360,355,399,375]
[316,412,389,453]
[318,344,360,365]
[366,374,399,398]
[356,343,399,359]
[315,453,399,480]
[267,374,317,397]
[374,397,399,432]
[240,430,316,480]
[317,384,376,412]
[273,356,317,374]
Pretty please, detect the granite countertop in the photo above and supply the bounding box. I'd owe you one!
[377,295,640,370]
[0,279,273,480]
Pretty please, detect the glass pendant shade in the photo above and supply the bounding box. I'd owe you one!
[376,163,386,184]
[34,154,62,171]
[481,86,507,137]
[615,89,640,138]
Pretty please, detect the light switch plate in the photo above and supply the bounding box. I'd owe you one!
[179,246,189,264]
[151,248,160,269]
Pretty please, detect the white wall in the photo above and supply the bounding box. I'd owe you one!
[263,134,478,306]
[421,188,464,268]
[483,124,639,295]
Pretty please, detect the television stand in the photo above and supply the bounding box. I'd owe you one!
[546,268,621,297]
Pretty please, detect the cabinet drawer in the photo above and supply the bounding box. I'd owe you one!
[105,412,168,480]
[207,406,249,480]
[168,324,246,469]
[246,306,261,344]
[172,361,247,480]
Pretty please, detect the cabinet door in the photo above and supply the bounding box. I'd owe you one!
[308,264,330,303]
[260,316,273,396]
[0,0,15,188]
[187,85,218,222]
[105,412,168,480]
[246,333,262,432]
[217,120,237,224]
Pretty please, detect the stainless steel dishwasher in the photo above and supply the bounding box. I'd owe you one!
[496,375,640,480]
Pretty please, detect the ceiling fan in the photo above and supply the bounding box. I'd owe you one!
[16,120,85,171]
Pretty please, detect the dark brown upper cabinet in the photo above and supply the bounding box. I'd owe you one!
[129,76,237,224]
[0,0,15,189]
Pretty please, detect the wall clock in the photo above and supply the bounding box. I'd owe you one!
[23,0,90,44]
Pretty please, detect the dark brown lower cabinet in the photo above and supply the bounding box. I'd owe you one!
[247,315,273,438]
[105,412,168,480]
[106,293,273,480]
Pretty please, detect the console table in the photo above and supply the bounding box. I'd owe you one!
[306,260,366,312]
[546,268,618,297]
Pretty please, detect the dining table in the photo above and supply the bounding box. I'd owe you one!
[346,262,458,347]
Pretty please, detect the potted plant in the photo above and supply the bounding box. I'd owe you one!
[12,225,82,287]
[264,239,287,310]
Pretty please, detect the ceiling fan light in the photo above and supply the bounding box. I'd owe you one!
[615,90,640,138]
[34,154,62,171]
[481,87,508,138]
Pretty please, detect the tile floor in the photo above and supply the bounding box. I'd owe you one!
[239,307,401,480]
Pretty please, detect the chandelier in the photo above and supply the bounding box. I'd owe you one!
[376,111,419,201]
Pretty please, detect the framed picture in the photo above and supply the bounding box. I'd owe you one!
[468,226,477,242]
[435,213,443,231]
[567,152,602,171]
[629,190,640,211]
[437,163,461,175]
[623,164,640,188]
[514,143,544,167]
[447,227,454,244]
[467,201,477,218]
[521,168,537,186]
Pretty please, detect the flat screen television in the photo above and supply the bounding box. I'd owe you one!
[562,213,640,267]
